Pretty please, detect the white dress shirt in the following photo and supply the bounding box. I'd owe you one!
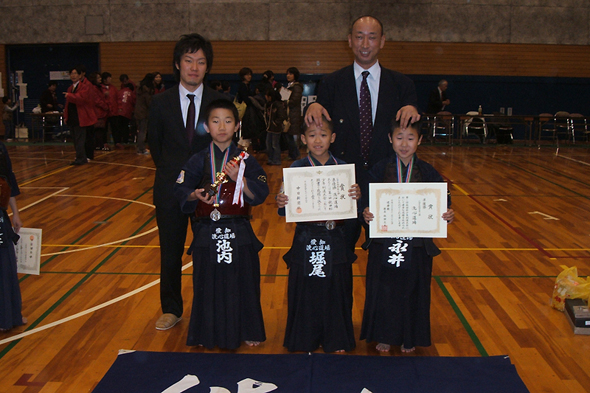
[178,83,203,128]
[354,61,381,124]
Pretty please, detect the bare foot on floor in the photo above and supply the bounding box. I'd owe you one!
[245,341,260,347]
[1,317,27,332]
[376,343,391,352]
[401,345,415,353]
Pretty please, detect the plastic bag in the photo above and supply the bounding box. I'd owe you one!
[550,266,590,311]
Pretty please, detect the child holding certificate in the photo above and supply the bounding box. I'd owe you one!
[276,117,360,353]
[173,99,269,350]
[0,142,26,332]
[360,120,454,354]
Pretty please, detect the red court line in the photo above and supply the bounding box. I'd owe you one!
[445,178,555,259]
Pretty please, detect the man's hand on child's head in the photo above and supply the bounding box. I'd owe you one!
[395,105,420,129]
[304,103,331,127]
[348,184,361,200]
[362,207,374,224]
[276,193,289,208]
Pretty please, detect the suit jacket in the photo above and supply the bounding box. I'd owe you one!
[149,84,228,209]
[426,87,447,114]
[316,64,417,190]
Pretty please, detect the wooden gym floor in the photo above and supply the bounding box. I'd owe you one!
[0,142,589,392]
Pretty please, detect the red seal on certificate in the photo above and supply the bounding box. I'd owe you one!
[296,207,302,214]
[381,225,388,231]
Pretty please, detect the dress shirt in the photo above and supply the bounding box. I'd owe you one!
[354,61,381,123]
[438,87,445,111]
[178,83,203,129]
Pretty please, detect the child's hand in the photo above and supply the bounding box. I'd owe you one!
[189,188,214,204]
[348,184,361,200]
[362,207,374,224]
[276,193,289,209]
[442,208,455,223]
[223,160,240,182]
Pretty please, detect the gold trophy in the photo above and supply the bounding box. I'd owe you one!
[207,151,248,221]
[207,151,248,197]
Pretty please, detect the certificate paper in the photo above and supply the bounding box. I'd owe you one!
[283,164,357,222]
[15,227,42,275]
[369,183,447,238]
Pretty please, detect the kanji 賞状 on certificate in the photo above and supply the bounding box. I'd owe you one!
[283,164,357,222]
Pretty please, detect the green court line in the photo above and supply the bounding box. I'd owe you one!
[32,271,561,279]
[434,276,488,357]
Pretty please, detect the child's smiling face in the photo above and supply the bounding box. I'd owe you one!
[389,126,422,165]
[301,124,336,160]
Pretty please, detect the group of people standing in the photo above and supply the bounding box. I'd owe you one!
[235,66,303,164]
[58,68,166,164]
[149,15,455,355]
[2,15,456,357]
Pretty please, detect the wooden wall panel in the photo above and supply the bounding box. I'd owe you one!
[101,41,590,83]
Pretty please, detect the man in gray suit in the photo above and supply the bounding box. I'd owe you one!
[149,33,227,330]
[305,15,420,249]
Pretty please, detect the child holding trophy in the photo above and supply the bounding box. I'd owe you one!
[173,99,269,350]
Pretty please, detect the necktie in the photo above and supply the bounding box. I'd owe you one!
[186,94,196,145]
[359,71,372,164]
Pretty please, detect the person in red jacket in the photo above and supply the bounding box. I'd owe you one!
[64,65,97,165]
[115,82,136,147]
[101,72,119,151]
[86,72,109,160]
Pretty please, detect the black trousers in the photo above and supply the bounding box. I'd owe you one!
[71,125,87,163]
[343,218,363,253]
[155,204,190,317]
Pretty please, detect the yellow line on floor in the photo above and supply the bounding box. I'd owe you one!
[452,183,470,196]
[20,166,71,186]
[39,244,590,252]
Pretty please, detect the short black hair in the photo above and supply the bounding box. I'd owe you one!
[209,80,222,90]
[48,81,57,87]
[262,70,274,80]
[119,74,129,83]
[265,87,281,102]
[69,65,85,75]
[286,67,300,81]
[390,119,422,136]
[221,80,231,91]
[302,115,333,134]
[122,82,135,91]
[239,67,253,81]
[173,33,214,82]
[204,99,239,125]
[2,97,9,104]
[350,15,384,36]
[101,72,112,81]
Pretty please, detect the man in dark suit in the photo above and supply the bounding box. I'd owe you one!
[305,15,420,249]
[426,79,450,114]
[149,33,228,330]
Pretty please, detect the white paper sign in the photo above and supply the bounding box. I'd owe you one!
[15,227,42,275]
[369,183,448,238]
[283,164,357,222]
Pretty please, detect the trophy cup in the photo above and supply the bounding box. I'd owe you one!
[207,151,249,221]
[207,151,249,197]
